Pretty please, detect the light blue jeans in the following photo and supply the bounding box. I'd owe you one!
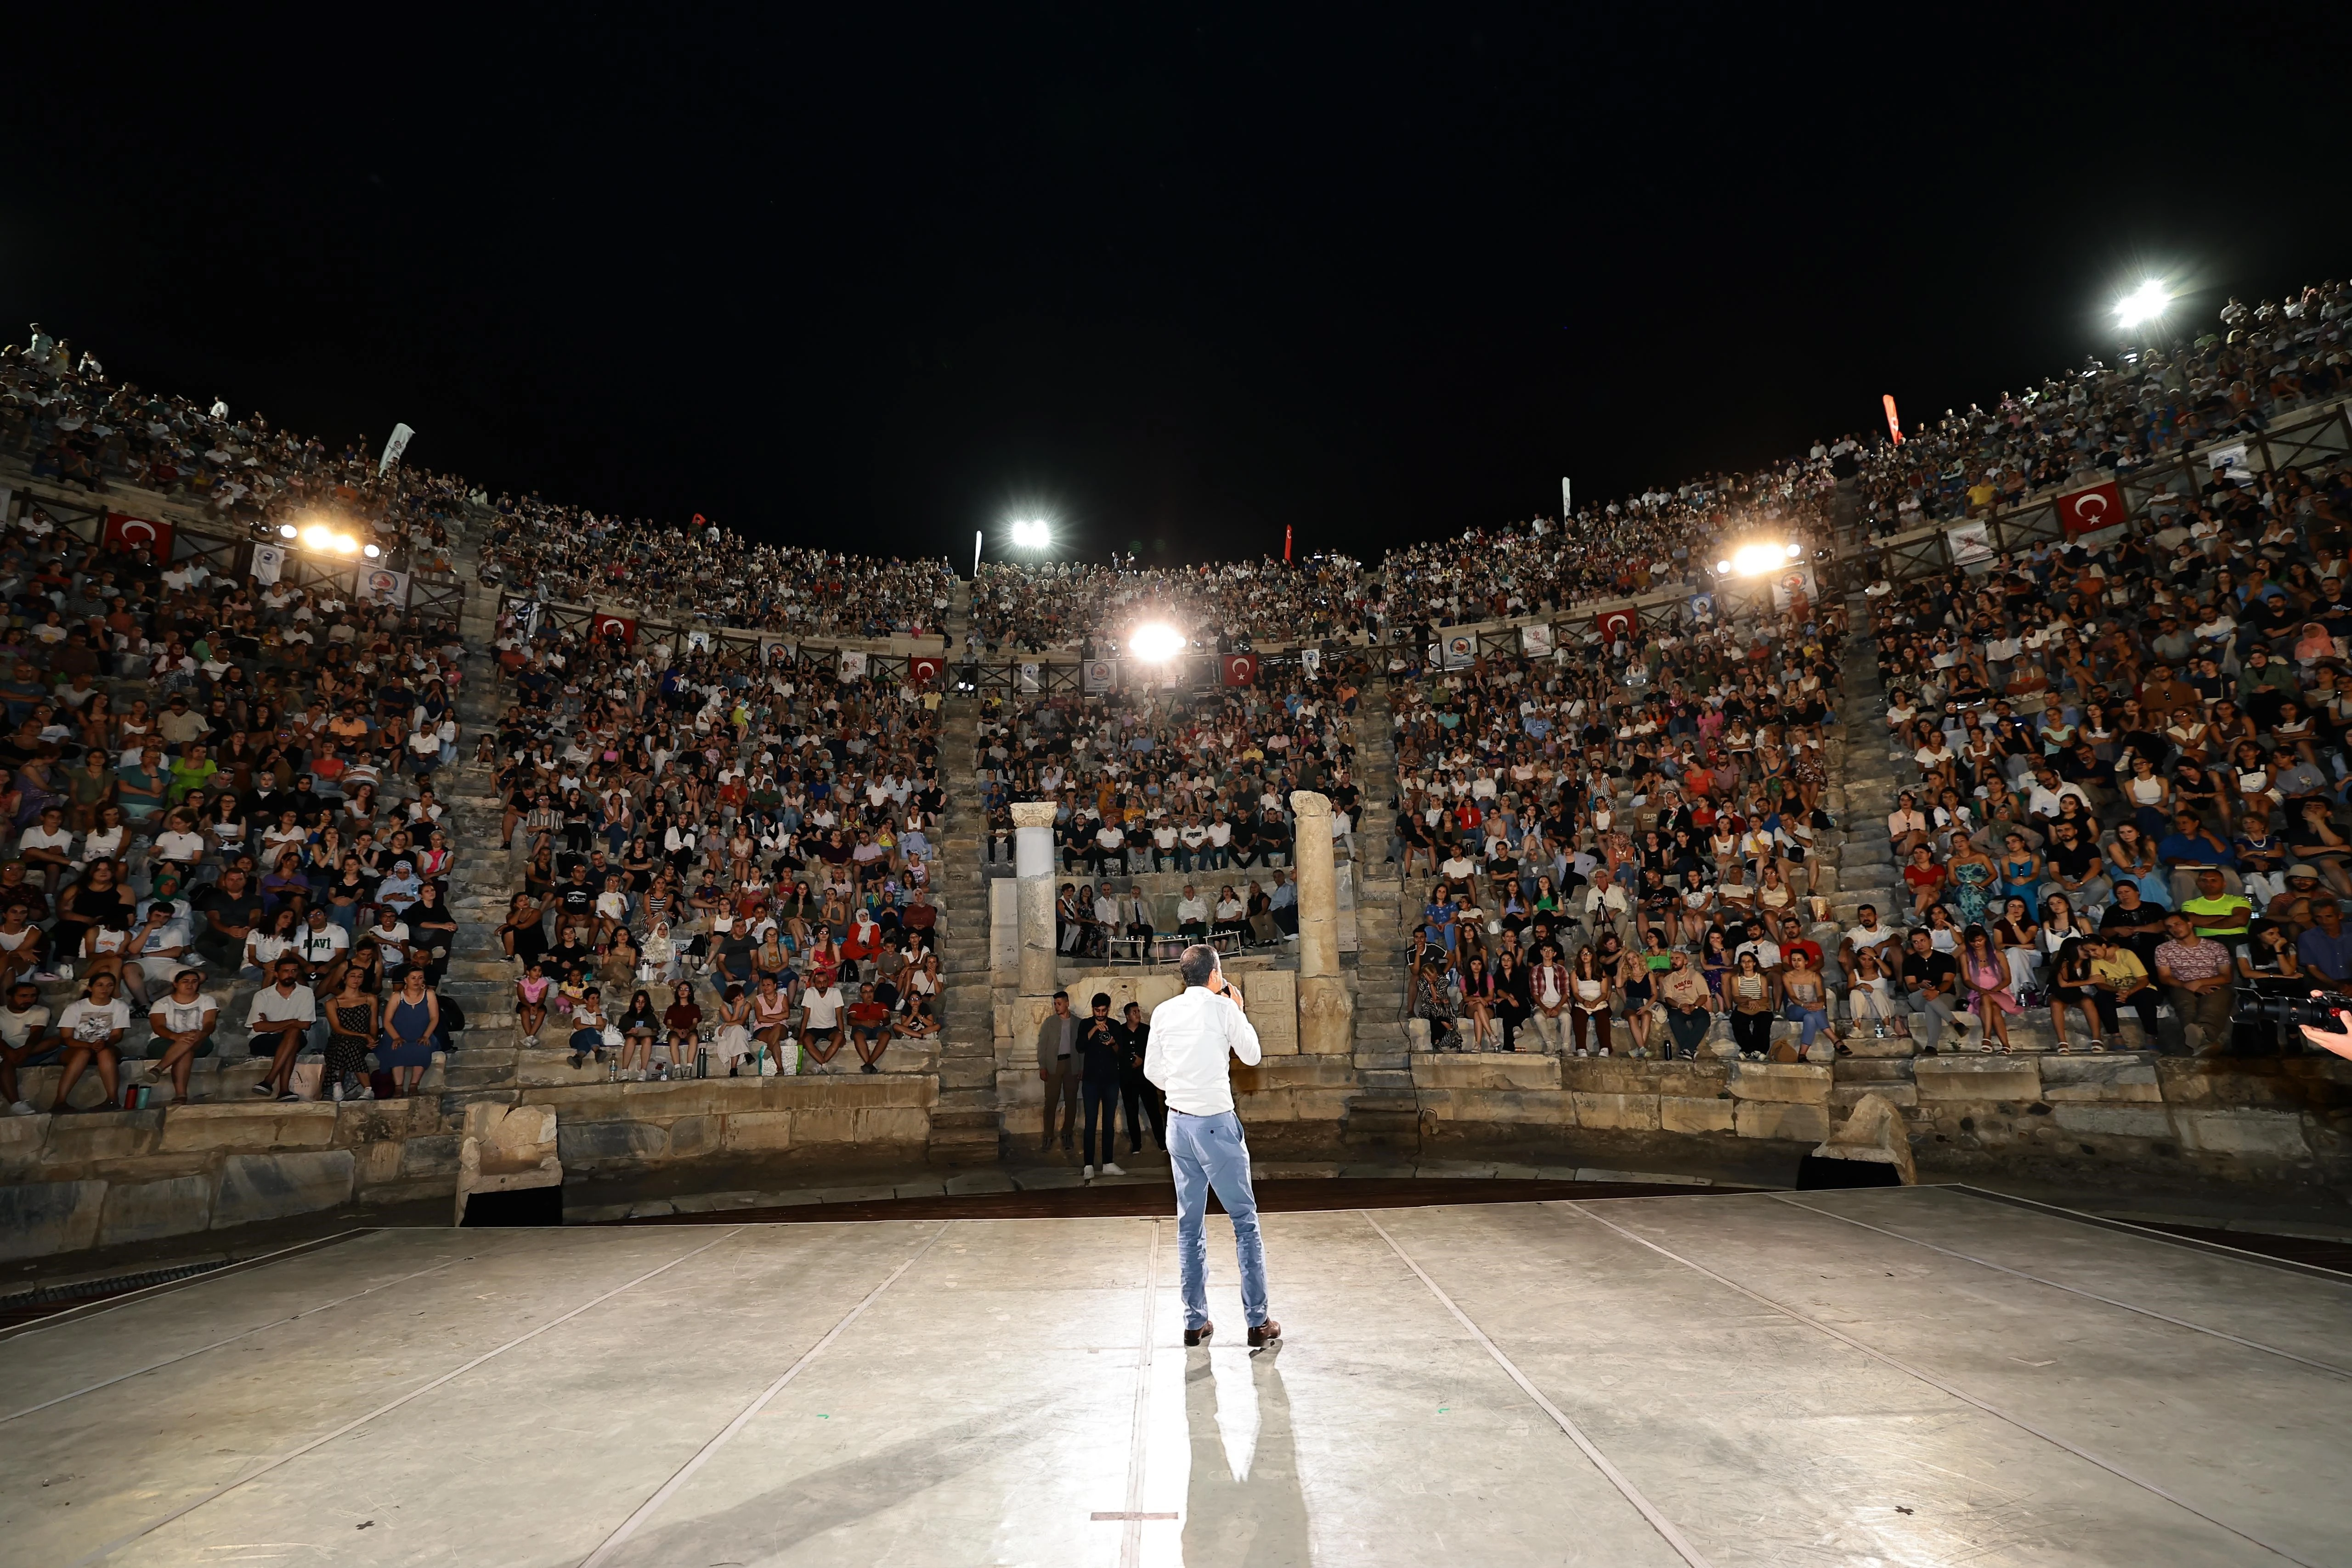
[1169,1108,1269,1331]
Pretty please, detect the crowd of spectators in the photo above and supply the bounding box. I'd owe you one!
[486,618,948,1076]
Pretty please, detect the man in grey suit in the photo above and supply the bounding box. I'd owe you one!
[1034,989,1080,1152]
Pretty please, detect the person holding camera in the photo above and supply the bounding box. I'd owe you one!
[1145,943,1278,1350]
[1074,992,1126,1179]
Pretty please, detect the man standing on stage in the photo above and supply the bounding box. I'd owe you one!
[1146,943,1280,1349]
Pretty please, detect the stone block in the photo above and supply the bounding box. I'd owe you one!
[42,1111,163,1165]
[853,1107,931,1144]
[1913,1058,2042,1102]
[1559,1058,1657,1095]
[1660,1095,1736,1135]
[0,1179,107,1259]
[2172,1110,2312,1160]
[719,1111,794,1152]
[2050,1104,2173,1139]
[1831,1082,1917,1111]
[356,1140,404,1188]
[1839,1033,1916,1059]
[0,1114,49,1178]
[1572,1091,1660,1132]
[1248,970,1301,1055]
[1813,1091,1915,1184]
[793,1107,859,1144]
[157,1102,336,1155]
[1727,1061,1832,1104]
[1415,1054,1562,1092]
[212,1150,355,1230]
[398,1135,462,1180]
[2037,1056,2161,1102]
[666,1115,711,1157]
[556,1120,668,1166]
[1735,1100,1831,1142]
[97,1175,211,1247]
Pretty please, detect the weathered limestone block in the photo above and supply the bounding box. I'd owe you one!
[1736,1100,1831,1142]
[2050,1103,2173,1139]
[1248,970,1301,1055]
[0,1115,49,1179]
[2171,1109,2312,1160]
[1295,975,1350,1055]
[2037,1056,2161,1103]
[1660,1095,1736,1134]
[1414,1054,1563,1092]
[98,1174,212,1247]
[1811,1090,1916,1184]
[557,1119,667,1166]
[43,1111,164,1164]
[212,1150,355,1230]
[1839,1033,1916,1059]
[1913,1058,2042,1103]
[1831,1082,1918,1112]
[1573,1091,1661,1131]
[157,1102,339,1155]
[989,877,1019,977]
[1727,1061,1832,1105]
[455,1102,562,1224]
[720,1111,794,1152]
[0,1179,107,1260]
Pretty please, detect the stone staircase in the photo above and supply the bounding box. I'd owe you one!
[928,580,1002,1161]
[1343,677,1418,1145]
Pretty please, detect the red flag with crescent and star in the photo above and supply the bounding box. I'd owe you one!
[2057,479,2124,537]
[593,613,638,646]
[102,513,175,558]
[909,655,944,684]
[1595,607,1636,643]
[1222,653,1258,687]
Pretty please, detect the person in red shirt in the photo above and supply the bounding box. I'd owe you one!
[845,982,892,1072]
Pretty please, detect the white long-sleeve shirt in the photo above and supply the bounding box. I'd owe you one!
[1143,984,1261,1116]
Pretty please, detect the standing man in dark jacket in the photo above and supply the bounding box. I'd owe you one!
[1076,992,1127,1179]
[1119,999,1165,1156]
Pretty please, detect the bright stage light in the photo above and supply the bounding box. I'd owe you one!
[1010,519,1051,549]
[1715,558,1731,575]
[2115,279,2170,329]
[362,543,381,558]
[1723,541,1792,576]
[1785,542,1804,558]
[1129,622,1185,663]
[299,523,361,554]
[277,523,298,540]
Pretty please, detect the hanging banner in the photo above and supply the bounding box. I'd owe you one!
[1594,608,1635,645]
[910,655,944,684]
[1686,593,1716,622]
[378,422,416,474]
[1883,393,1903,445]
[1018,661,1040,693]
[1770,564,1818,611]
[249,543,286,585]
[1520,623,1554,658]
[1945,521,1995,566]
[2207,441,2256,486]
[1283,525,1292,564]
[1082,659,1114,694]
[102,512,175,558]
[1221,653,1259,686]
[358,566,412,607]
[2056,479,2124,536]
[839,650,868,680]
[1300,647,1320,677]
[592,613,638,645]
[686,629,712,653]
[1561,477,1572,519]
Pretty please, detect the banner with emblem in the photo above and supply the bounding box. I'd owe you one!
[1594,608,1635,645]
[1221,652,1259,686]
[249,543,286,585]
[592,612,637,645]
[2207,441,2256,486]
[358,566,411,607]
[910,654,944,685]
[686,629,712,652]
[1299,647,1320,677]
[1520,623,1554,658]
[1082,658,1114,694]
[1018,661,1040,693]
[839,649,868,679]
[1945,520,1994,566]
[1440,633,1475,669]
[1770,564,1817,611]
[102,512,175,559]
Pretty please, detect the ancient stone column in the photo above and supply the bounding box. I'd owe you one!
[1289,790,1355,1054]
[1012,801,1059,998]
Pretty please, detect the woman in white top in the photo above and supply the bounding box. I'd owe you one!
[1887,792,1932,858]
[79,804,130,869]
[243,907,301,977]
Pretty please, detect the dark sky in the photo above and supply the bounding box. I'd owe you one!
[4,9,2344,569]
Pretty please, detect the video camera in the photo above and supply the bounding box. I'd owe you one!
[2234,989,2352,1031]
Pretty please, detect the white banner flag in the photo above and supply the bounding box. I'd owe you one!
[1018,661,1040,693]
[1300,647,1320,677]
[249,543,286,585]
[379,423,415,475]
[358,566,411,607]
[2207,440,2255,486]
[1442,632,1476,669]
[839,649,868,679]
[1520,623,1554,658]
[1945,521,1994,566]
[1560,477,1572,520]
[1082,659,1113,694]
[687,629,712,652]
[1770,564,1818,610]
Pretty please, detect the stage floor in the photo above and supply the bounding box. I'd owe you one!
[3,1187,2347,1567]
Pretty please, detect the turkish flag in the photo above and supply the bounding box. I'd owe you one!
[102,513,175,558]
[1595,608,1635,644]
[2057,480,2124,536]
[1221,653,1258,687]
[909,655,943,684]
[593,614,638,646]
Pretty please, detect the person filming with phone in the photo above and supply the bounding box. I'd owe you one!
[1145,942,1280,1350]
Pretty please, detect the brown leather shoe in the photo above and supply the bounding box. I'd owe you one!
[1184,1322,1213,1347]
[1247,1319,1282,1348]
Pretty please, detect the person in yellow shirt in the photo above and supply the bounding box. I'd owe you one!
[2086,935,2166,1048]
[2179,867,2252,941]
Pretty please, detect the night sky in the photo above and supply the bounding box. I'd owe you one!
[4,9,2344,568]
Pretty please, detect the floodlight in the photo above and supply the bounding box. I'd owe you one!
[2115,280,2170,330]
[1785,542,1804,558]
[1010,519,1051,550]
[1129,622,1184,663]
[1715,559,1731,575]
[1730,542,1786,575]
[277,523,298,540]
[363,543,381,558]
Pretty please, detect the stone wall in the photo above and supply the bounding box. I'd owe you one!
[0,1074,941,1263]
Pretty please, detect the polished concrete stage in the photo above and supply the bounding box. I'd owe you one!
[3,1187,2347,1567]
